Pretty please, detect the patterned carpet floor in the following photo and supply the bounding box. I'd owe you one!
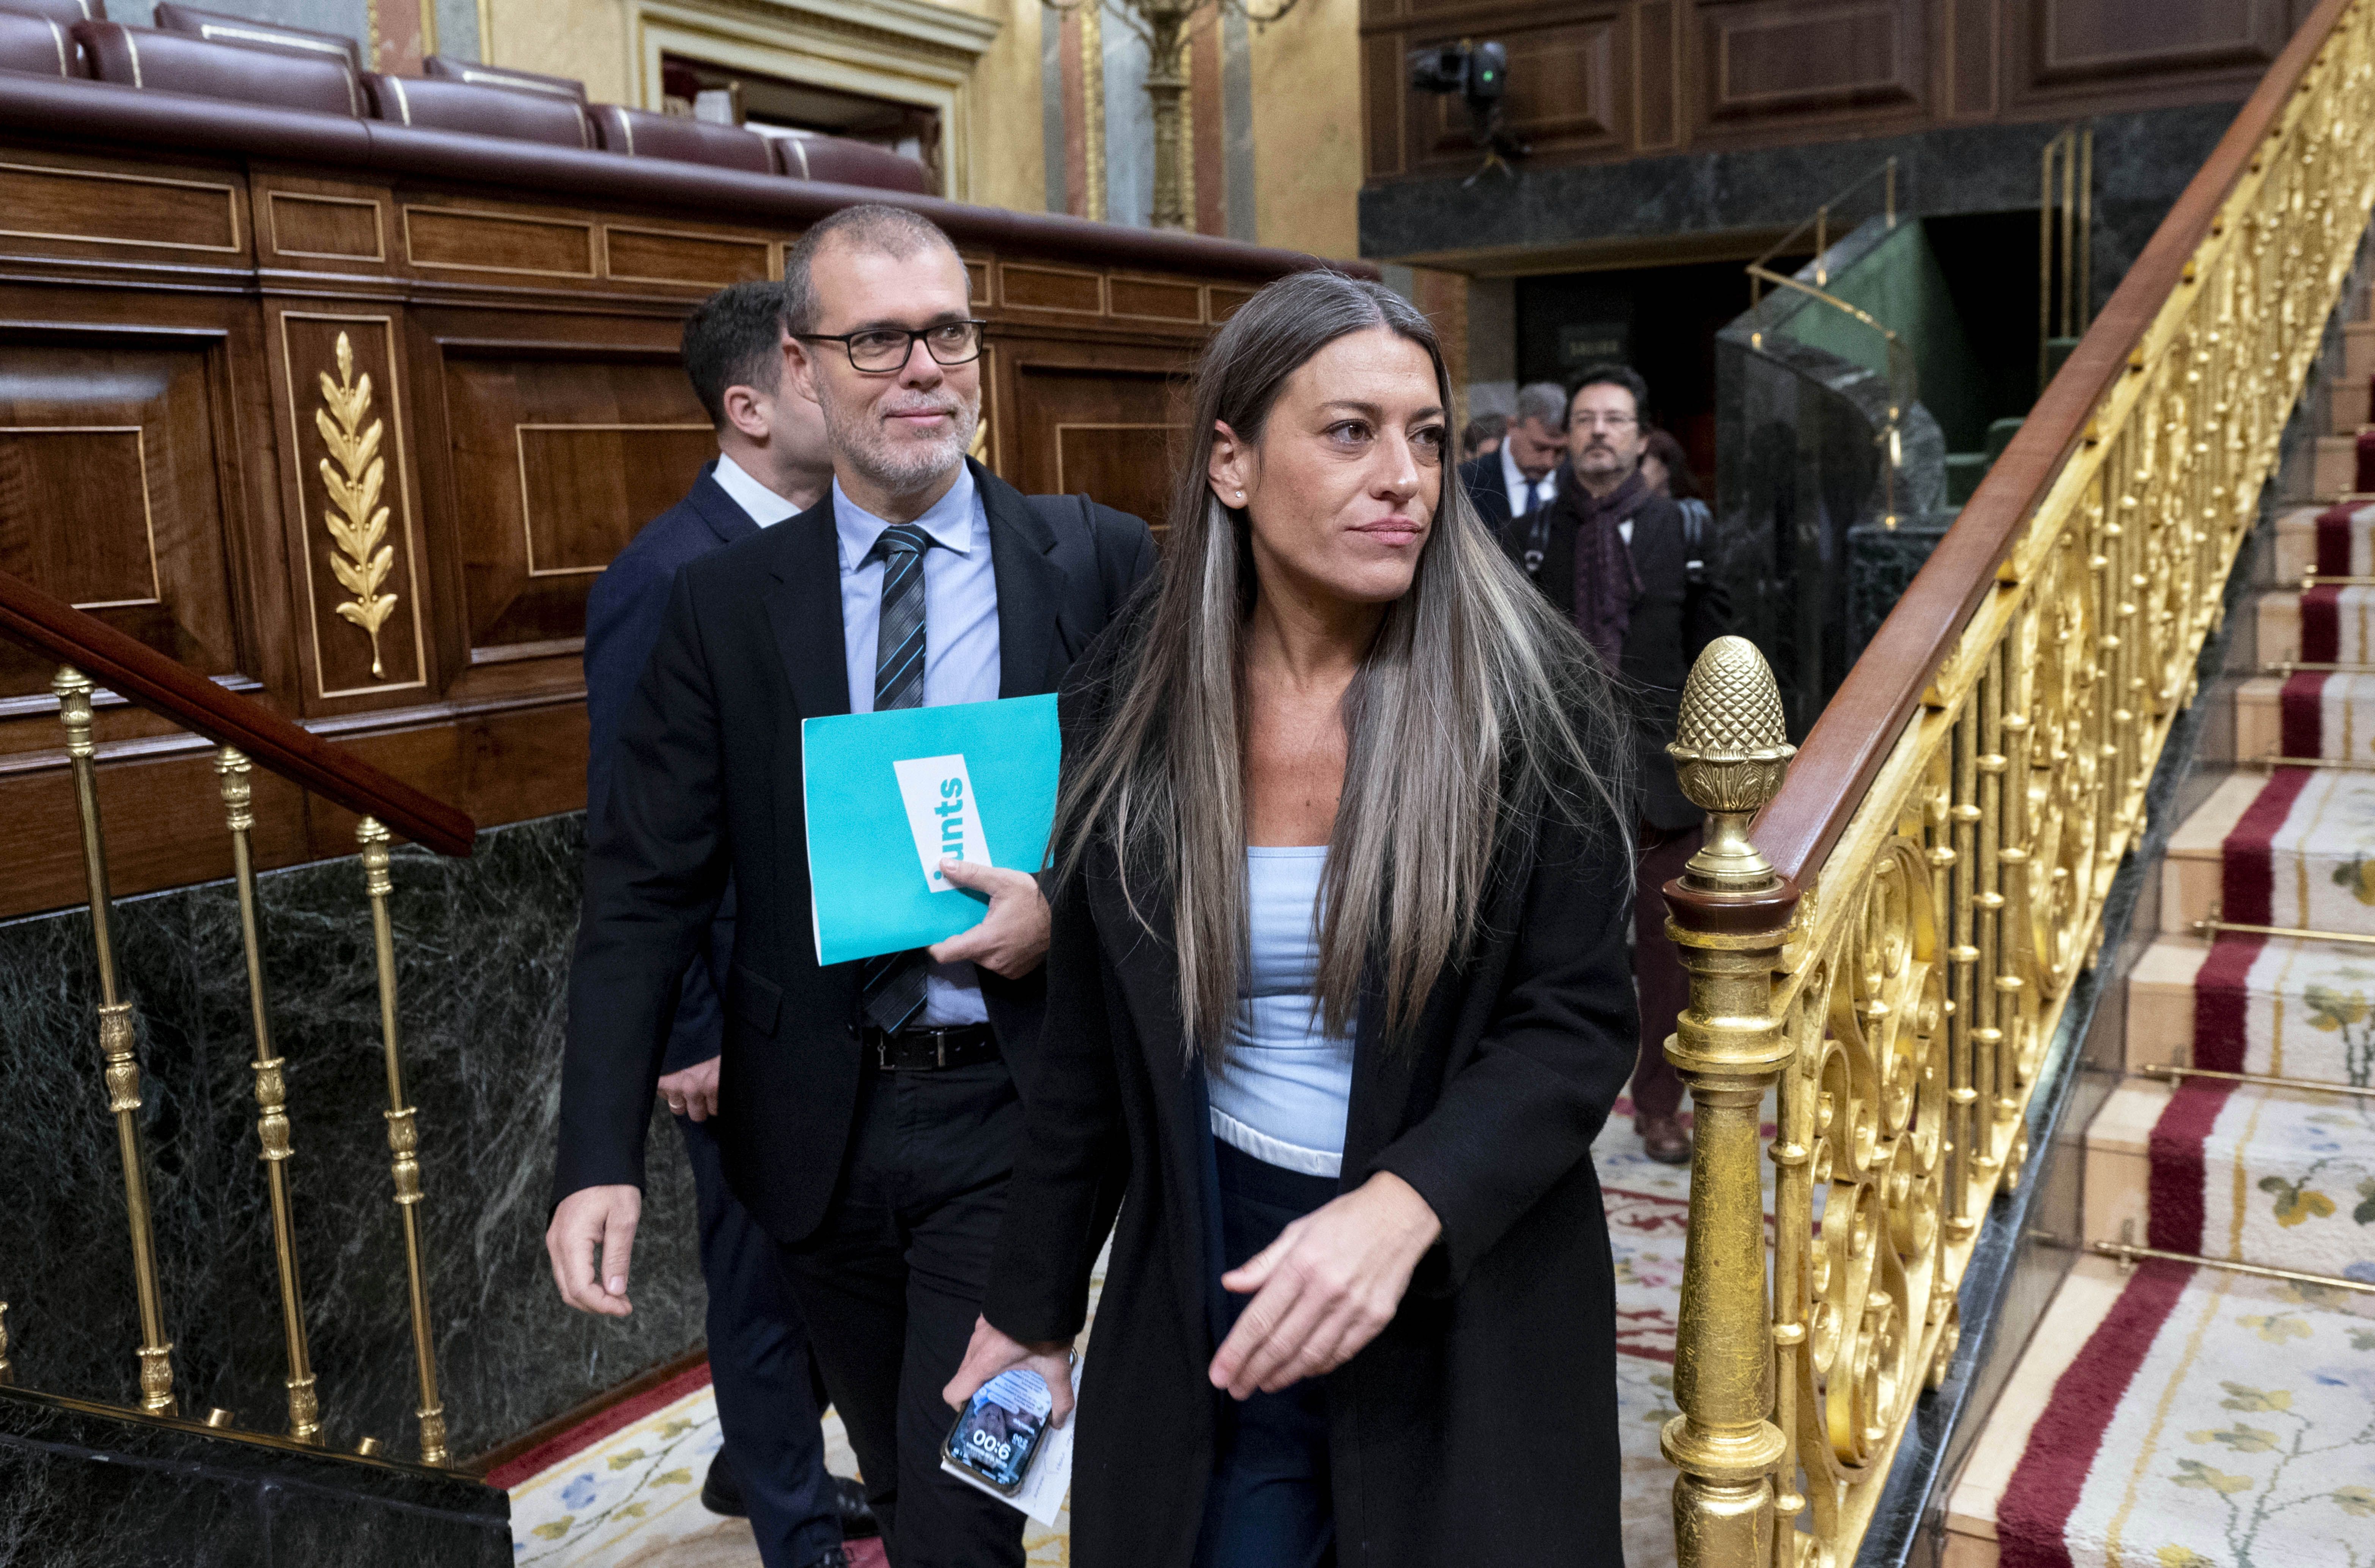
[502,1098,1718,1566]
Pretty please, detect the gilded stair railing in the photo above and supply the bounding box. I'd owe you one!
[30,670,467,1460]
[1659,3,2375,1565]
[53,665,178,1420]
[0,573,473,1460]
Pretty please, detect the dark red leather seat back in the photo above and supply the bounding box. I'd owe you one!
[588,104,773,173]
[422,54,585,103]
[0,0,104,25]
[73,22,362,116]
[151,3,360,69]
[773,132,933,195]
[0,8,75,76]
[364,72,592,149]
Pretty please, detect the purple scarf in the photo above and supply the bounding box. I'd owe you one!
[1566,469,1645,669]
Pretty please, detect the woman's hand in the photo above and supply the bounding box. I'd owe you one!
[1209,1171,1442,1399]
[943,1315,1078,1428]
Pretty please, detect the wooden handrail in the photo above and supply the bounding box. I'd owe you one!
[0,571,475,858]
[1751,0,2351,884]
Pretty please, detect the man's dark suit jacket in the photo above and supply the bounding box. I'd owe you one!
[1515,485,1732,832]
[1456,452,1513,535]
[555,458,1158,1243]
[582,460,755,1076]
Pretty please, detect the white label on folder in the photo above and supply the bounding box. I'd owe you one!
[892,753,994,892]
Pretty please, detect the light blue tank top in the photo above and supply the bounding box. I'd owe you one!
[1206,847,1356,1178]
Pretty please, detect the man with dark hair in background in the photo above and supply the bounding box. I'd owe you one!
[1458,410,1507,463]
[1458,379,1568,575]
[549,205,1156,1568]
[569,280,868,1568]
[1516,363,1730,1166]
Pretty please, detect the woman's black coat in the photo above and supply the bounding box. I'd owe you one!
[981,656,1640,1567]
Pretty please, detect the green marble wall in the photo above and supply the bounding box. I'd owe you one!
[0,812,701,1463]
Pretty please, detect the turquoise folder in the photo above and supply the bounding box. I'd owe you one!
[802,694,1062,966]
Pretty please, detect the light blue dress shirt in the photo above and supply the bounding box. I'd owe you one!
[1206,847,1356,1177]
[832,467,1001,1026]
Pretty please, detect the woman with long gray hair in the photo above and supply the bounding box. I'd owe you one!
[945,269,1638,1565]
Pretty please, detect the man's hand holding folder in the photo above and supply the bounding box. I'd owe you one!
[926,858,1049,978]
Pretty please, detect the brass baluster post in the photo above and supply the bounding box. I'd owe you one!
[53,666,176,1417]
[357,817,447,1465]
[217,748,321,1444]
[1662,638,1798,1568]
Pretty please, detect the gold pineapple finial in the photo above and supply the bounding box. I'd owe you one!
[1668,635,1793,892]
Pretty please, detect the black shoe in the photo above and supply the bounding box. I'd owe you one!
[801,1551,852,1568]
[834,1474,881,1540]
[700,1452,747,1517]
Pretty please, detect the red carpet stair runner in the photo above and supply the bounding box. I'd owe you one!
[1945,499,2375,1568]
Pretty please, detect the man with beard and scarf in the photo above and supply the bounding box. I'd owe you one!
[550,204,1156,1568]
[1512,364,1729,1167]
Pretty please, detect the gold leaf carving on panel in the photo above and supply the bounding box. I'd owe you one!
[314,331,398,679]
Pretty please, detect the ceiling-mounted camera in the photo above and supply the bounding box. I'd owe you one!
[1407,39,1524,184]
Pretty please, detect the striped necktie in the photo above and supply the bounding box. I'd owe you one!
[857,522,934,1032]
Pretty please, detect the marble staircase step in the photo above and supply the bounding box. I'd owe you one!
[2160,769,2264,933]
[2161,766,2375,937]
[2314,432,2361,498]
[1946,1252,2375,1568]
[2271,499,2369,579]
[2255,588,2301,663]
[2083,1071,2375,1278]
[2122,935,2210,1072]
[2235,671,2375,760]
[2344,316,2375,386]
[1940,1255,2134,1568]
[2337,372,2371,433]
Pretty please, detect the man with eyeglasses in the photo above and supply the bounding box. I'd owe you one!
[552,204,1156,1568]
[1514,364,1731,1168]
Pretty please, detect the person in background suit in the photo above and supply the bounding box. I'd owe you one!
[1458,410,1506,463]
[1455,380,1566,573]
[549,204,1157,1568]
[1516,364,1730,1166]
[576,281,870,1567]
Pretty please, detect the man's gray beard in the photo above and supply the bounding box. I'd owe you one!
[824,393,979,493]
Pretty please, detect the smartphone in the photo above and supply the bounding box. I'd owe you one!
[943,1368,1054,1496]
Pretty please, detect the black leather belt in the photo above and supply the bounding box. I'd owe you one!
[856,1022,997,1071]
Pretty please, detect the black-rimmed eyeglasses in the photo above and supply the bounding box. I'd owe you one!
[797,320,987,373]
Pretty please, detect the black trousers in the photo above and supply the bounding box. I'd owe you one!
[777,1059,1027,1568]
[1194,1140,1337,1568]
[676,1108,841,1568]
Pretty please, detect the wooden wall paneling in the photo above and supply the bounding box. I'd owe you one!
[428,332,711,675]
[1946,0,2001,116]
[1000,262,1106,315]
[1002,337,1192,544]
[1636,1,1683,150]
[2010,0,2288,102]
[1407,7,1630,173]
[1697,0,1930,131]
[298,700,587,856]
[402,200,599,282]
[1364,30,1408,179]
[267,304,436,705]
[0,742,310,919]
[0,321,249,705]
[0,144,249,267]
[601,223,773,290]
[251,169,394,275]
